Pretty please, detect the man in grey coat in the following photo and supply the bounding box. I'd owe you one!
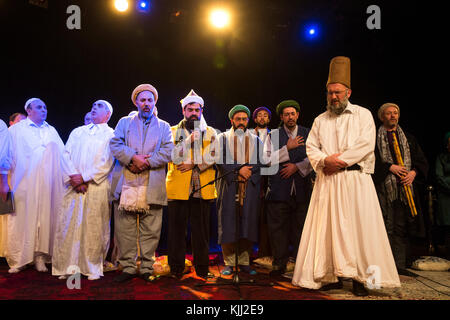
[110,84,173,282]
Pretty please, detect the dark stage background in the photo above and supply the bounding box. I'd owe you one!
[0,0,445,158]
[0,0,445,250]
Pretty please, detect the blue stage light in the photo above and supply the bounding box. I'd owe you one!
[304,23,320,41]
[137,0,150,12]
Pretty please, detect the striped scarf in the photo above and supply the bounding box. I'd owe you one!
[376,125,413,204]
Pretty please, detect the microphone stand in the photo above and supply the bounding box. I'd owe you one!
[192,163,275,300]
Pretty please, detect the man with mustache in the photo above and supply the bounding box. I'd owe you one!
[166,90,217,280]
[373,103,428,275]
[110,84,173,283]
[264,100,313,277]
[0,119,12,257]
[249,107,272,259]
[249,107,271,143]
[215,105,266,275]
[291,56,400,296]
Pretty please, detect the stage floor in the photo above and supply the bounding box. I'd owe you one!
[0,257,448,300]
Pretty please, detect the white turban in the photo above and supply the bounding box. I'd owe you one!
[180,89,207,131]
[24,97,42,111]
[94,100,113,116]
[180,89,204,108]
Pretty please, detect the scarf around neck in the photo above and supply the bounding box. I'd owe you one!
[376,125,413,204]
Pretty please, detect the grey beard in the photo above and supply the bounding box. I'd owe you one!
[233,126,247,133]
[327,98,348,115]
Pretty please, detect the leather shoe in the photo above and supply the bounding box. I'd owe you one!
[239,265,257,275]
[398,268,418,277]
[114,272,136,283]
[352,280,369,297]
[170,272,184,280]
[197,272,214,280]
[140,272,157,282]
[221,266,233,275]
[269,267,286,277]
[320,279,343,291]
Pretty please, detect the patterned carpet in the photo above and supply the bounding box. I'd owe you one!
[0,257,331,300]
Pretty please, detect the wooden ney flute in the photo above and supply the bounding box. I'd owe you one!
[391,131,417,217]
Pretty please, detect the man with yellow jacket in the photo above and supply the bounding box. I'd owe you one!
[166,90,217,280]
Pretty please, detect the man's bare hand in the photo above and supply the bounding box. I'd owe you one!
[280,163,298,179]
[390,164,409,178]
[0,174,9,202]
[286,136,305,151]
[177,163,195,173]
[128,163,142,174]
[400,170,416,186]
[239,166,253,181]
[69,174,84,187]
[75,183,88,194]
[131,154,150,171]
[323,154,348,175]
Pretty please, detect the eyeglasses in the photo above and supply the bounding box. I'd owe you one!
[234,117,249,122]
[326,90,347,96]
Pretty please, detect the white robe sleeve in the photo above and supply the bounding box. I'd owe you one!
[62,129,80,184]
[0,120,12,174]
[306,118,328,172]
[81,134,115,185]
[262,134,290,166]
[296,158,313,177]
[338,109,376,167]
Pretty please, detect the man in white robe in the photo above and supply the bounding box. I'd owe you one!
[6,98,66,273]
[84,111,93,125]
[0,119,12,257]
[52,100,115,280]
[291,57,400,296]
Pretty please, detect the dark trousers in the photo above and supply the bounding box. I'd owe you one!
[168,198,211,275]
[257,200,272,258]
[383,199,411,270]
[266,197,308,270]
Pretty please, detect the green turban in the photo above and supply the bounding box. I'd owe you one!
[276,100,300,116]
[228,104,251,120]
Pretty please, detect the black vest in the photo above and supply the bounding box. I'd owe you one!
[266,125,312,202]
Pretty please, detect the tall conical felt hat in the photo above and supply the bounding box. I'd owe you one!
[326,56,351,89]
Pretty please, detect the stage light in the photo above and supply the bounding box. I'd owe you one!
[114,0,129,12]
[137,0,150,13]
[210,9,230,29]
[304,23,320,40]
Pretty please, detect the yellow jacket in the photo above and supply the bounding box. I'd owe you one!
[166,122,217,200]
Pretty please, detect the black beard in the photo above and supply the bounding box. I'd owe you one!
[185,116,198,130]
[257,123,268,129]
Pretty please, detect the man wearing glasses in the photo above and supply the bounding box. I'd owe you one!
[291,56,400,296]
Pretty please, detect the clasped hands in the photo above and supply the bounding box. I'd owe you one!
[323,153,348,175]
[390,164,416,186]
[69,174,88,194]
[128,154,151,174]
